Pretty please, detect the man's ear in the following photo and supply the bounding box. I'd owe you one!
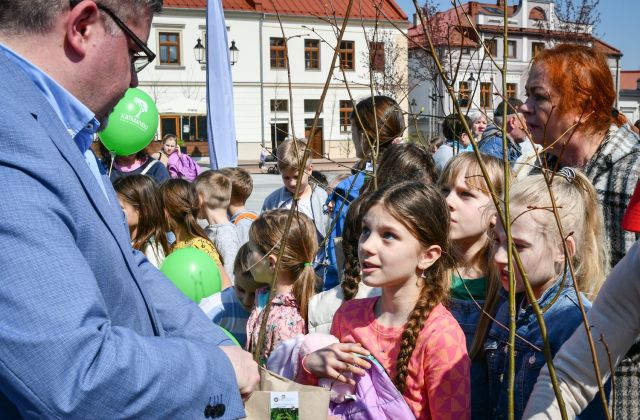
[418,244,442,271]
[66,2,101,58]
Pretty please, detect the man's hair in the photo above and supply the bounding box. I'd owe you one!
[193,170,232,210]
[220,167,253,205]
[277,139,311,173]
[442,114,472,141]
[0,1,163,36]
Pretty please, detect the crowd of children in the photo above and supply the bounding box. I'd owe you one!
[105,91,636,420]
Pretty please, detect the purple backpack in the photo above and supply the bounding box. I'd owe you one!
[329,356,416,420]
[167,152,203,182]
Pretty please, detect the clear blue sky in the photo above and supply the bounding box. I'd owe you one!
[395,0,640,69]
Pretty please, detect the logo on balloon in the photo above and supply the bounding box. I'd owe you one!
[99,88,159,156]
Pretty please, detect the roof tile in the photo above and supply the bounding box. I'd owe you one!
[163,0,408,21]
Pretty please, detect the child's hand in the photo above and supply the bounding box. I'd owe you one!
[302,343,371,385]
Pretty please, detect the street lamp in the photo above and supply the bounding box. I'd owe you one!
[193,38,240,66]
[229,40,239,66]
[193,38,205,64]
[467,72,477,90]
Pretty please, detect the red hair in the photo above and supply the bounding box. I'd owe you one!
[532,44,623,135]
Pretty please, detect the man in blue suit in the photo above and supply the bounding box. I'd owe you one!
[0,1,258,418]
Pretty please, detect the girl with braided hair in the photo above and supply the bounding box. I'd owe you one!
[303,181,470,419]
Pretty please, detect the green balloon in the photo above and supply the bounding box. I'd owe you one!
[99,88,159,156]
[220,326,241,346]
[160,247,222,304]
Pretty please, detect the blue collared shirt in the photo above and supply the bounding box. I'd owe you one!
[0,43,108,199]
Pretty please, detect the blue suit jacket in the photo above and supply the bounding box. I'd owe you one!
[0,52,244,418]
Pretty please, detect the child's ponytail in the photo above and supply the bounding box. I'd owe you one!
[159,179,211,244]
[568,171,608,295]
[249,209,319,324]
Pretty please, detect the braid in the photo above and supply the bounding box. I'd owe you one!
[341,252,361,300]
[394,274,448,393]
[340,196,365,301]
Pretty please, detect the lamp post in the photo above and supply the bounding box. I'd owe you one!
[193,38,240,66]
[428,90,443,138]
[193,38,205,64]
[229,40,239,66]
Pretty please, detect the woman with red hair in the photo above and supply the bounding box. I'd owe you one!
[520,44,640,419]
[521,44,640,267]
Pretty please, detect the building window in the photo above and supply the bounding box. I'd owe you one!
[304,99,322,113]
[461,47,471,55]
[340,100,353,132]
[160,115,207,142]
[507,40,517,58]
[270,99,288,112]
[480,83,492,109]
[458,81,470,107]
[270,37,287,69]
[369,41,385,72]
[159,32,180,65]
[304,39,320,70]
[485,39,497,57]
[339,40,355,70]
[506,83,517,99]
[532,42,545,58]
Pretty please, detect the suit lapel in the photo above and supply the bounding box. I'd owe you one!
[0,52,162,335]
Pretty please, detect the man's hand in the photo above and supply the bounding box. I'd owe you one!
[219,346,260,399]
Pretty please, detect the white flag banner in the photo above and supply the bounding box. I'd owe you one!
[206,0,237,169]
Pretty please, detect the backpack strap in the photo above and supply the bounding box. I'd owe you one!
[141,159,158,175]
[233,212,258,224]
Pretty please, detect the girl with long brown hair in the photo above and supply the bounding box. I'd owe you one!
[114,175,169,268]
[303,182,470,419]
[245,209,319,365]
[438,153,509,419]
[159,179,231,289]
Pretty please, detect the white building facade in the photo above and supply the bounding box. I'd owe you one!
[139,0,408,160]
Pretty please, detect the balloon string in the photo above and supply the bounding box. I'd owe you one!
[108,151,115,177]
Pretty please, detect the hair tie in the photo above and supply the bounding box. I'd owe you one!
[303,262,313,267]
[612,108,620,118]
[557,167,577,182]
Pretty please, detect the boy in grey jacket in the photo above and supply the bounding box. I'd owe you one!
[195,170,241,280]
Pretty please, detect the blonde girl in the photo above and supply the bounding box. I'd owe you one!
[114,175,169,268]
[159,179,231,289]
[303,182,470,419]
[245,209,319,364]
[488,169,607,419]
[438,153,509,419]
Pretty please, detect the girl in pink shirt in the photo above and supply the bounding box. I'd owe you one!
[303,182,470,419]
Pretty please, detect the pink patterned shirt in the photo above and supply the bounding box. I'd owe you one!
[246,288,306,365]
[331,297,470,420]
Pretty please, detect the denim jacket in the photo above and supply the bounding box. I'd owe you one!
[450,298,489,420]
[485,275,596,420]
[478,125,521,164]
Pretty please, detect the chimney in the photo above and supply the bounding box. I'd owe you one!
[497,0,504,6]
[413,13,417,27]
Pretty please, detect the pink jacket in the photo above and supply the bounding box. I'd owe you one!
[167,152,203,182]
